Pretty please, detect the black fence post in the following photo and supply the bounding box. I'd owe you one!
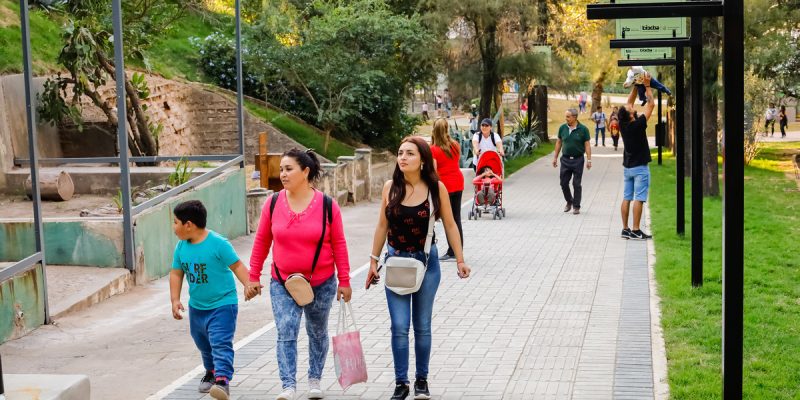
[1,352,5,396]
[691,17,704,287]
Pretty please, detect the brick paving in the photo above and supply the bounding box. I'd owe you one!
[156,145,664,400]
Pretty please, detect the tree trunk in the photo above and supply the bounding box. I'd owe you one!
[534,85,549,142]
[323,127,332,154]
[25,171,74,201]
[591,71,607,113]
[494,88,504,137]
[702,18,721,197]
[478,23,499,121]
[98,53,158,158]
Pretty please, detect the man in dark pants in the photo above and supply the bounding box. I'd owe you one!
[552,108,592,215]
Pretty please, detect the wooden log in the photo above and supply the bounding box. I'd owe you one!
[25,170,75,201]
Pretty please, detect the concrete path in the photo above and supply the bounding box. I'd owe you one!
[154,146,667,400]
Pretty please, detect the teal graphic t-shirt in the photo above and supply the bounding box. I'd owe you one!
[172,230,240,310]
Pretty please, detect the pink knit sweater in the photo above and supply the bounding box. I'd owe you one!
[249,190,351,287]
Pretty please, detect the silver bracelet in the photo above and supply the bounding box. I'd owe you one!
[369,254,380,262]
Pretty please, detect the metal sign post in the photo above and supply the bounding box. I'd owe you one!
[590,2,743,397]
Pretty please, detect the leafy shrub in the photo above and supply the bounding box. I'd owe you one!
[190,32,263,97]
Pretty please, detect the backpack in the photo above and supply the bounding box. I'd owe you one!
[478,132,497,147]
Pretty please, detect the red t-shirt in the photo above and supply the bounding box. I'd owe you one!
[431,143,464,193]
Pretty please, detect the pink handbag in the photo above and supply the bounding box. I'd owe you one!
[332,300,368,390]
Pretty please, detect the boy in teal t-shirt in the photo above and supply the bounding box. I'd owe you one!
[170,200,261,400]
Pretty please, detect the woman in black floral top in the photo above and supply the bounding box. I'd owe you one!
[366,136,471,400]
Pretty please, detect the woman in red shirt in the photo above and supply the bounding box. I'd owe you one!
[430,118,464,262]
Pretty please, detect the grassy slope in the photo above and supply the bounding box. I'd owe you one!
[0,0,63,74]
[0,3,354,159]
[649,144,800,399]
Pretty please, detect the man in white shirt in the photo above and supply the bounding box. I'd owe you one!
[765,103,778,136]
[590,106,607,147]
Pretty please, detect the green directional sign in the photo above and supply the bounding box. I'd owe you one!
[614,0,687,59]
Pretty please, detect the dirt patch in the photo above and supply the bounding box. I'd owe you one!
[0,5,19,28]
[0,194,116,219]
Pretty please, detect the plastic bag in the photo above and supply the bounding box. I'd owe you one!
[332,300,368,390]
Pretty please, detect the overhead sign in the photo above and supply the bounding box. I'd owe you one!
[622,48,672,59]
[614,0,687,59]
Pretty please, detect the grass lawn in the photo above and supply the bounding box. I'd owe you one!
[244,100,355,162]
[505,140,555,176]
[649,143,800,399]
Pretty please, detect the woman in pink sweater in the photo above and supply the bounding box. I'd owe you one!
[249,149,351,400]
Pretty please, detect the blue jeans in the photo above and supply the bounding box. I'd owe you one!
[384,245,441,384]
[189,304,238,381]
[623,165,651,201]
[270,275,337,390]
[595,127,606,145]
[636,77,671,103]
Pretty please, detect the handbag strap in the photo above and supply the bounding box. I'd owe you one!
[271,191,333,285]
[422,191,435,262]
[337,299,358,335]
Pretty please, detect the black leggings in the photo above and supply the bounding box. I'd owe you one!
[446,191,463,256]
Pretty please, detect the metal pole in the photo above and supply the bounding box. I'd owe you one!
[658,88,663,165]
[112,0,134,271]
[722,0,744,397]
[235,0,245,167]
[0,352,4,397]
[675,47,685,236]
[691,17,703,287]
[19,0,50,324]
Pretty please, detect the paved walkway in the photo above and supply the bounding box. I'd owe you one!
[153,146,666,400]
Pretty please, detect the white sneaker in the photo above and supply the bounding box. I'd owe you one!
[308,379,325,399]
[276,387,296,400]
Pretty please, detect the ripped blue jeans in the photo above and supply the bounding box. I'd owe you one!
[270,275,337,390]
[384,245,441,384]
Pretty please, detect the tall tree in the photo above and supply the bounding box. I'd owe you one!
[426,0,550,136]
[249,0,437,151]
[38,0,198,158]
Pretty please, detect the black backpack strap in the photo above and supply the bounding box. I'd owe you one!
[491,132,496,146]
[310,195,333,277]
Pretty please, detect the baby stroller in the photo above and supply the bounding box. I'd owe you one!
[467,150,505,220]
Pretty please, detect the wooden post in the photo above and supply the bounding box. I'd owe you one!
[258,132,269,189]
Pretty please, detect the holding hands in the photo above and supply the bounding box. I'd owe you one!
[245,281,263,301]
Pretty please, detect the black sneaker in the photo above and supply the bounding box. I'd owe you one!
[631,229,652,240]
[413,379,430,400]
[391,383,410,400]
[209,380,230,400]
[621,228,634,239]
[198,370,215,393]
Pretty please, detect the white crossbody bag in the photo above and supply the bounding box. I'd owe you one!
[384,193,435,295]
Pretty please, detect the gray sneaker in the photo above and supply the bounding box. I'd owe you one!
[210,381,230,400]
[198,371,214,393]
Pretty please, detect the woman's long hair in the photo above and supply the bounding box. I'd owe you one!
[431,118,458,159]
[387,136,441,218]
